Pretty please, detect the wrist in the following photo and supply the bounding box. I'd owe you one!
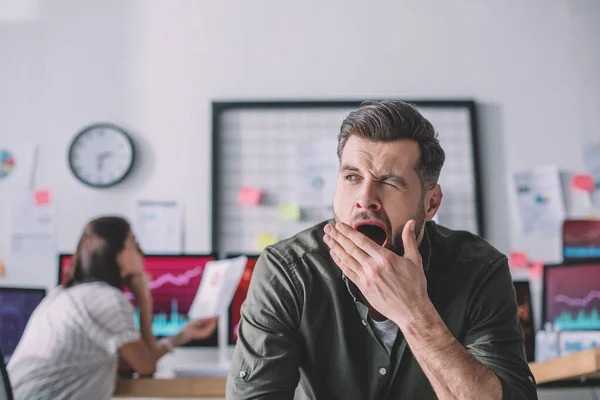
[392,296,436,333]
[170,331,188,348]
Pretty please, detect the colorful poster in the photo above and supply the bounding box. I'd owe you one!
[0,143,37,189]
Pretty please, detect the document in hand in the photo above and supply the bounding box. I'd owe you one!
[188,255,248,319]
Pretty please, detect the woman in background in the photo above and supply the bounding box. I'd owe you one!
[7,216,217,400]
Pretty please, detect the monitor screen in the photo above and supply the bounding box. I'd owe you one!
[544,262,600,331]
[59,254,218,345]
[563,220,600,261]
[513,281,535,362]
[0,287,46,363]
[227,255,259,344]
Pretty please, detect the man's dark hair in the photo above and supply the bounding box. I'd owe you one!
[337,100,446,190]
[64,216,134,290]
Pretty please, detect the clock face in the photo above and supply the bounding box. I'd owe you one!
[68,123,135,188]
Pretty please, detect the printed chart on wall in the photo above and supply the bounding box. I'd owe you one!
[212,101,483,255]
[513,166,566,236]
[0,143,37,189]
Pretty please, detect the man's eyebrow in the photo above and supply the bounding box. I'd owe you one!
[380,174,408,187]
[340,164,360,172]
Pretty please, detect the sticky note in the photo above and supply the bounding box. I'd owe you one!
[0,260,4,277]
[256,233,277,250]
[34,189,51,206]
[530,262,544,278]
[509,252,529,268]
[278,202,301,221]
[571,174,595,192]
[237,186,261,206]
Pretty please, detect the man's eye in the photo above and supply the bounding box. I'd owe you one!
[345,175,358,182]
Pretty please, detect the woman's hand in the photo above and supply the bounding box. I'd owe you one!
[173,318,219,346]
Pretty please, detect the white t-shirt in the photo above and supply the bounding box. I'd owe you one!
[7,281,141,400]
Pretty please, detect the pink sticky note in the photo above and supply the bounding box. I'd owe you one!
[572,174,595,192]
[530,262,544,278]
[237,186,261,206]
[34,189,52,206]
[509,252,529,268]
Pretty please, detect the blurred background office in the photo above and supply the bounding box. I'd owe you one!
[0,0,599,399]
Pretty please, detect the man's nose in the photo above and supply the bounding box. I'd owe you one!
[355,184,381,211]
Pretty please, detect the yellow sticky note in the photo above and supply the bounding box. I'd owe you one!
[0,260,4,277]
[256,233,277,250]
[278,202,301,221]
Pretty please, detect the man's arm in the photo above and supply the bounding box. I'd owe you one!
[324,221,537,400]
[226,247,303,400]
[400,299,503,399]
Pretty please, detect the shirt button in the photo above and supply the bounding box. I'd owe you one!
[239,371,247,379]
[378,367,387,376]
[362,319,368,326]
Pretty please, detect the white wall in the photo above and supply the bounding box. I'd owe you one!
[1,0,599,396]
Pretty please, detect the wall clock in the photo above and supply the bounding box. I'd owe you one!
[68,123,135,188]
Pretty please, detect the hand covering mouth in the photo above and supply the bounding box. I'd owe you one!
[353,221,388,247]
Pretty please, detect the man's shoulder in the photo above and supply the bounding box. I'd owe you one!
[265,220,332,264]
[428,222,506,269]
[261,220,333,275]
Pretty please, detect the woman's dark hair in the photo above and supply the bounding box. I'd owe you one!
[63,216,131,290]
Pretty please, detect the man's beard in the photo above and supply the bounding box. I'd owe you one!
[333,201,426,257]
[390,203,426,256]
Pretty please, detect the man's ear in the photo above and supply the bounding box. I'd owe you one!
[424,184,443,221]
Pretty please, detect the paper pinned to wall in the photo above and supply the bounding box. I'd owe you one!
[0,143,37,189]
[188,256,247,319]
[583,141,600,206]
[513,166,566,236]
[133,200,183,254]
[9,190,56,257]
[296,138,338,209]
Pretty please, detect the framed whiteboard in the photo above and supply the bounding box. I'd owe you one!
[211,100,483,256]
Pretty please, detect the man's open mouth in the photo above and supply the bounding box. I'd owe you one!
[354,221,388,247]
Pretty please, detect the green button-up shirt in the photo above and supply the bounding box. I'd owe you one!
[226,220,538,399]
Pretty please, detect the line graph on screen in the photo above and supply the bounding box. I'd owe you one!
[545,263,600,331]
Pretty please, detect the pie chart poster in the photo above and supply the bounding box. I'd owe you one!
[0,143,37,189]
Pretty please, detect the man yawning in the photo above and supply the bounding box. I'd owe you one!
[226,100,537,400]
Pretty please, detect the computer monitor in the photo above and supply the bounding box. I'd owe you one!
[226,254,259,345]
[562,220,600,262]
[543,262,600,331]
[0,287,46,363]
[513,281,535,362]
[58,253,219,346]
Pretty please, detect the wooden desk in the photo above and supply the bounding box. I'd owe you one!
[114,349,600,397]
[529,348,600,384]
[114,376,227,398]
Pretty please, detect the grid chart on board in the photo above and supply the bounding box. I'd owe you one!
[213,102,482,255]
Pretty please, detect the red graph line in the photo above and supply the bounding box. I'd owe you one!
[148,266,204,290]
[554,291,600,307]
[124,266,204,300]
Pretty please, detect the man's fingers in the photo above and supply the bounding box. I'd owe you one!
[323,229,364,280]
[324,223,372,266]
[401,220,421,265]
[333,222,385,259]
